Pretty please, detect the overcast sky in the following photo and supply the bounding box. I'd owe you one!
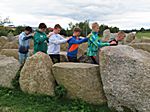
[0,0,150,30]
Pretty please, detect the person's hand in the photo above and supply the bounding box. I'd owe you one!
[110,41,117,45]
[31,32,35,37]
[66,36,72,41]
[47,32,54,38]
[87,33,92,38]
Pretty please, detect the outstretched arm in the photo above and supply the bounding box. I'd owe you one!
[69,37,88,44]
[89,35,110,48]
[49,35,70,44]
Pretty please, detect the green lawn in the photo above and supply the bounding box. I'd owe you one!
[136,32,150,39]
[0,87,114,112]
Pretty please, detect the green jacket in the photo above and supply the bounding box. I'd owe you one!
[33,30,48,54]
[87,32,110,56]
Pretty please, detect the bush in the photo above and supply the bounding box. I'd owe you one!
[54,84,67,98]
[13,26,25,36]
[0,30,9,36]
[11,66,23,90]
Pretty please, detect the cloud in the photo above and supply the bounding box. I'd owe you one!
[0,0,150,30]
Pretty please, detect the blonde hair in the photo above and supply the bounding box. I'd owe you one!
[92,22,99,29]
[118,31,126,37]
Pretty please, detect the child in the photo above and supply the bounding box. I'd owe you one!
[33,23,49,54]
[67,27,88,62]
[87,22,116,64]
[47,24,70,64]
[109,31,126,45]
[18,26,33,65]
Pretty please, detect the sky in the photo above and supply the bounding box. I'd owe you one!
[0,0,150,30]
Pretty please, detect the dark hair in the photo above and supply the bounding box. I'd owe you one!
[25,26,33,33]
[38,23,47,29]
[73,27,81,32]
[54,24,62,29]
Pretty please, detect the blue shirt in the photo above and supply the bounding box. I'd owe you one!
[18,32,32,54]
[67,36,88,57]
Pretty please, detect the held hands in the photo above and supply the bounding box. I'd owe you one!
[87,33,92,38]
[66,36,72,41]
[47,32,54,38]
[31,32,35,37]
[110,41,117,45]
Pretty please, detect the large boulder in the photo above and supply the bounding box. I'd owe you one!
[131,37,150,43]
[0,49,33,60]
[52,63,106,104]
[0,55,20,88]
[60,43,68,51]
[29,39,34,49]
[99,45,150,112]
[59,51,68,62]
[141,37,150,43]
[77,43,88,58]
[129,43,150,52]
[0,36,8,50]
[124,33,135,44]
[2,41,18,49]
[19,52,55,96]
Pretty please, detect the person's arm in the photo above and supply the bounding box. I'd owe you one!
[49,35,68,44]
[34,33,47,44]
[69,37,88,44]
[89,35,110,48]
[23,36,33,40]
[99,41,110,47]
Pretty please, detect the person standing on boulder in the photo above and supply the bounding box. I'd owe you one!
[87,22,116,64]
[67,27,88,62]
[18,26,33,66]
[47,24,70,64]
[33,23,53,54]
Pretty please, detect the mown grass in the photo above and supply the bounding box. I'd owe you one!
[136,32,150,39]
[0,87,115,112]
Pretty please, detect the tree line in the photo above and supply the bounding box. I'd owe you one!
[0,17,149,37]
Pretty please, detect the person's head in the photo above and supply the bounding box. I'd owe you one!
[38,23,47,32]
[73,27,81,37]
[116,31,126,41]
[53,24,62,34]
[92,22,99,32]
[24,26,32,35]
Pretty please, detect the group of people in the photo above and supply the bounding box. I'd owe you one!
[18,22,126,65]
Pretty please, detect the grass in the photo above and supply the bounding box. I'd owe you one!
[136,32,150,39]
[0,87,115,112]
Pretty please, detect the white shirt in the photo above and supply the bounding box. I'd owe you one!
[47,33,67,54]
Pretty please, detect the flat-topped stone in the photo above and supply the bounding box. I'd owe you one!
[52,62,106,105]
[129,43,150,52]
[53,62,99,68]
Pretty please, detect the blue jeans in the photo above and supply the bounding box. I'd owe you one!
[18,52,29,65]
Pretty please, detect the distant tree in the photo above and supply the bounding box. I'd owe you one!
[67,20,91,37]
[0,17,11,26]
[60,29,67,36]
[140,27,145,32]
[67,21,119,37]
[13,26,26,35]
